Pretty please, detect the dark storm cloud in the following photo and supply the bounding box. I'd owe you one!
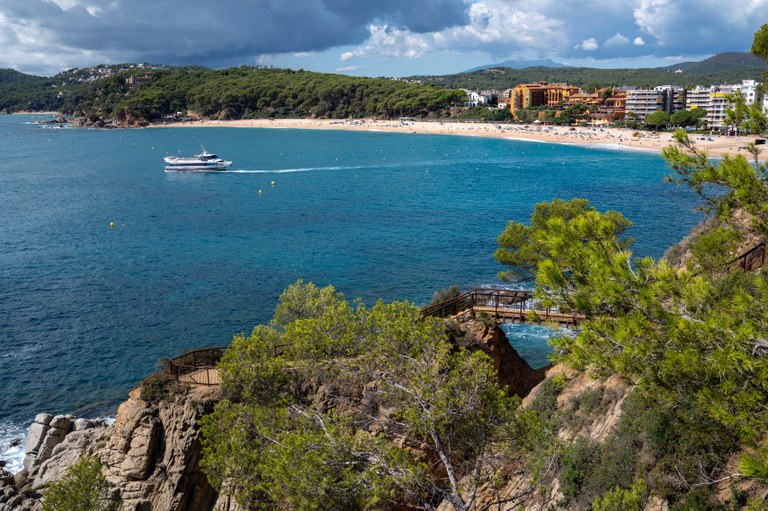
[0,0,468,66]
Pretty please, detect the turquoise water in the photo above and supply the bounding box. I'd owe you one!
[0,115,702,466]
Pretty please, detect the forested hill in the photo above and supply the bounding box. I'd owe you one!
[0,66,467,122]
[411,52,767,90]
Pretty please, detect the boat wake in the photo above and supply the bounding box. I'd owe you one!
[227,165,368,174]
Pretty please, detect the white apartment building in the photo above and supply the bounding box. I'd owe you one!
[685,81,766,129]
[625,89,666,119]
[626,86,685,119]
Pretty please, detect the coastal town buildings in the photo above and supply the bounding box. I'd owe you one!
[510,82,581,114]
[682,81,767,129]
[493,77,765,129]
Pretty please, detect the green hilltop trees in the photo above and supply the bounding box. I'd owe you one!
[62,67,467,123]
[200,281,539,511]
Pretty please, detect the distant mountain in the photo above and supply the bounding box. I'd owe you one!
[465,59,569,72]
[411,52,767,91]
[659,52,766,77]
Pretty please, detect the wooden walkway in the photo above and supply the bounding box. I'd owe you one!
[168,346,226,386]
[421,288,585,326]
[177,367,221,386]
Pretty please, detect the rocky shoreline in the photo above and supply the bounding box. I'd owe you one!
[0,384,224,511]
[0,318,545,511]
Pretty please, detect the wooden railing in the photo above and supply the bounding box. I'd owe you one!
[167,344,290,385]
[168,346,227,385]
[421,288,584,325]
[729,241,766,271]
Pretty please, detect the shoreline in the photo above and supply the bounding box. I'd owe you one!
[153,117,767,160]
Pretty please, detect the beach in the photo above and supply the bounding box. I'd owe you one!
[156,117,767,160]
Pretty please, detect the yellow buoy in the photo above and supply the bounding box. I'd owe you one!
[271,181,276,186]
[109,221,115,229]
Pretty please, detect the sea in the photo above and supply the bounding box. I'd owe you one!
[0,114,703,471]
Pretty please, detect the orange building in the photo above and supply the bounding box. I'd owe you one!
[510,82,582,115]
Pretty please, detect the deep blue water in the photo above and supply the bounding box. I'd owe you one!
[0,115,702,466]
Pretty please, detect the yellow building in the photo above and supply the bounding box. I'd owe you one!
[509,82,582,115]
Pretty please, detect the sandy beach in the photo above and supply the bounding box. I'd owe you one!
[156,117,767,160]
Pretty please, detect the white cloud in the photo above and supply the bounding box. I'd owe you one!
[575,38,598,51]
[633,0,768,52]
[337,65,363,72]
[1,0,767,76]
[340,1,566,63]
[604,33,629,47]
[340,25,432,60]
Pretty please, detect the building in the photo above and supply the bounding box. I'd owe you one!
[563,91,602,107]
[464,90,489,108]
[125,72,153,89]
[684,81,766,130]
[686,87,711,110]
[510,82,582,115]
[625,86,685,119]
[625,89,666,119]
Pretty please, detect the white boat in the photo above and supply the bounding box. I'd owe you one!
[164,148,232,171]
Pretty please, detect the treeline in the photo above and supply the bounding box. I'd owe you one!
[412,52,768,91]
[1,66,467,121]
[0,69,63,112]
[1,66,467,122]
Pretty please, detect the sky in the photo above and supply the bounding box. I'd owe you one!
[0,0,766,77]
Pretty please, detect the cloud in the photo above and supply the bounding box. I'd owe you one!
[336,65,363,72]
[604,33,629,48]
[340,25,433,61]
[575,38,599,51]
[0,0,468,74]
[1,0,767,76]
[633,0,768,53]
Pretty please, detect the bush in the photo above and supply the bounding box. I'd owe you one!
[560,437,596,502]
[140,370,180,404]
[429,285,462,306]
[529,375,567,424]
[42,455,121,511]
[592,480,648,511]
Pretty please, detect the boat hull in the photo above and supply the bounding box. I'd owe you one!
[164,162,232,172]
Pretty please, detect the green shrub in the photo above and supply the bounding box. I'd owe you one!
[429,285,462,306]
[560,437,596,502]
[689,226,743,271]
[140,370,180,404]
[592,480,648,511]
[42,455,121,511]
[529,375,567,424]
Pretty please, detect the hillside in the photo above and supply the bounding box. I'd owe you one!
[0,65,468,123]
[411,51,767,90]
[465,58,570,72]
[1,51,766,118]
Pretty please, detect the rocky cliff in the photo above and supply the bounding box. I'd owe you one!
[0,318,543,511]
[0,385,222,511]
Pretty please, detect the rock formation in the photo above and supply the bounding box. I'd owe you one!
[447,315,549,396]
[0,320,552,510]
[0,384,222,511]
